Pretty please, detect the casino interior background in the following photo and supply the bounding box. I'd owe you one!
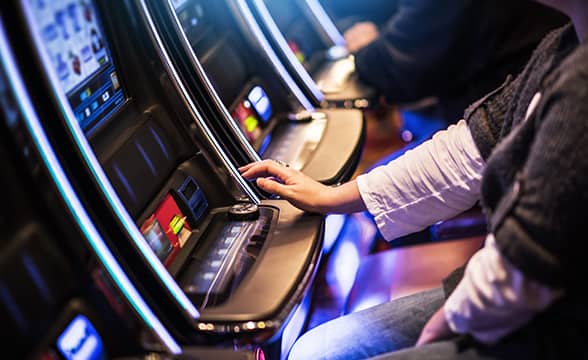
[1,0,512,359]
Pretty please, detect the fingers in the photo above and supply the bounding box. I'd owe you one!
[238,162,257,173]
[256,177,289,197]
[240,160,294,181]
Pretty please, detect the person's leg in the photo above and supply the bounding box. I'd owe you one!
[369,335,544,360]
[288,287,444,360]
[369,320,549,360]
[370,341,476,360]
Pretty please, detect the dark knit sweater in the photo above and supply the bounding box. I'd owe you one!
[446,25,588,358]
[466,23,586,290]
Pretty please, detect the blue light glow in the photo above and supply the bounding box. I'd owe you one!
[144,0,261,204]
[0,14,181,354]
[251,0,325,104]
[280,293,311,360]
[247,85,272,122]
[165,0,262,164]
[232,0,315,111]
[331,241,359,298]
[304,0,346,47]
[348,294,387,314]
[57,315,106,360]
[323,214,346,253]
[20,0,200,320]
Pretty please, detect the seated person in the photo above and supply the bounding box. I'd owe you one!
[343,0,568,123]
[240,0,588,358]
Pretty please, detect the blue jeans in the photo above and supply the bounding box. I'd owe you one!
[288,288,444,360]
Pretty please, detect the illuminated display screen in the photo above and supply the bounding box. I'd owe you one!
[232,99,261,143]
[141,218,173,263]
[247,85,272,122]
[26,0,126,132]
[288,40,307,65]
[57,315,106,360]
[231,85,272,144]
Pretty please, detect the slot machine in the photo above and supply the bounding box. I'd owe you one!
[0,19,180,358]
[242,0,377,110]
[5,0,324,357]
[141,0,365,185]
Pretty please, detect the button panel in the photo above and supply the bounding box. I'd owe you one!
[179,207,275,308]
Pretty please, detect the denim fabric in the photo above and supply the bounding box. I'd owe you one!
[369,339,528,360]
[288,288,444,360]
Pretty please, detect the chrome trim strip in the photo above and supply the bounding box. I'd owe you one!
[303,0,346,47]
[250,0,325,104]
[19,0,201,320]
[161,0,261,163]
[0,17,181,354]
[228,0,315,111]
[137,0,261,205]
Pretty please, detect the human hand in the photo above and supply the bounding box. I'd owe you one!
[239,159,334,213]
[344,22,379,52]
[416,305,456,347]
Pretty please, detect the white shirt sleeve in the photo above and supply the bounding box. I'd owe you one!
[356,119,562,343]
[445,234,563,344]
[356,119,485,241]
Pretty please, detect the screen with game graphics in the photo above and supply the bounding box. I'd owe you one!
[26,0,127,133]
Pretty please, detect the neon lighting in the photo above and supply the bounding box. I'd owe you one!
[140,0,261,204]
[232,0,315,111]
[304,0,346,46]
[163,0,261,163]
[250,0,325,103]
[20,0,200,320]
[0,18,181,353]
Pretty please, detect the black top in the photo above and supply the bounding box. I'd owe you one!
[466,24,586,290]
[354,1,568,122]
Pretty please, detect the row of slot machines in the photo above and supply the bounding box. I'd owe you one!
[0,0,375,359]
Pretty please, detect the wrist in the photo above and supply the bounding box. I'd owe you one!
[317,181,365,214]
[313,185,338,214]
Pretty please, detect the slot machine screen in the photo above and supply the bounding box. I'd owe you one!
[25,0,127,133]
[231,85,272,143]
[57,314,107,360]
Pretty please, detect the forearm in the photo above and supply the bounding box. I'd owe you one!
[320,181,366,214]
[357,120,485,241]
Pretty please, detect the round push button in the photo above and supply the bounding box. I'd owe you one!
[228,203,260,221]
